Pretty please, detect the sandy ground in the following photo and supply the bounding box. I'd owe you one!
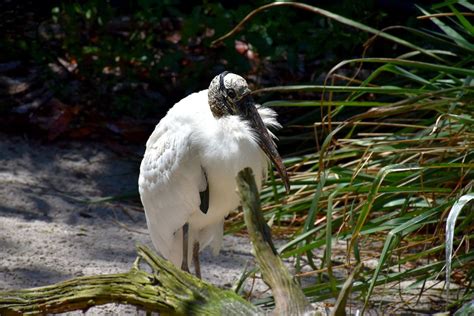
[0,133,276,315]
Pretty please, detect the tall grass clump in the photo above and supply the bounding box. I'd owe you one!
[221,1,473,313]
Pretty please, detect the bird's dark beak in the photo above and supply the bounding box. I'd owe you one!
[238,94,290,193]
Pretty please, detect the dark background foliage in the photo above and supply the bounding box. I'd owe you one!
[0,0,428,142]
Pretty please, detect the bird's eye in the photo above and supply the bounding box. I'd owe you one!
[227,89,236,99]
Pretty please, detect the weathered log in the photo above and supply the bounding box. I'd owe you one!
[0,245,262,315]
[236,167,313,315]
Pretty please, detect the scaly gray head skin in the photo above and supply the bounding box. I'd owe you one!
[208,71,251,118]
[208,71,290,193]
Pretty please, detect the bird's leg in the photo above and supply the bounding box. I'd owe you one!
[181,223,190,273]
[192,241,201,279]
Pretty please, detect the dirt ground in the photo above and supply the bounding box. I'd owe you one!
[0,133,274,315]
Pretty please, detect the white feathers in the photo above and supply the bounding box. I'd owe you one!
[257,104,282,130]
[139,89,281,267]
[256,104,282,140]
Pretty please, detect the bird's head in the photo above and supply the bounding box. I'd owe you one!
[208,71,290,193]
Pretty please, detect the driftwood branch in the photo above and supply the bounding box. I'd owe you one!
[236,167,312,315]
[0,245,261,315]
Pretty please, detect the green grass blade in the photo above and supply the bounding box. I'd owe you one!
[301,171,327,269]
[254,85,425,95]
[325,185,347,295]
[417,6,474,51]
[331,58,474,77]
[448,4,474,35]
[264,100,391,107]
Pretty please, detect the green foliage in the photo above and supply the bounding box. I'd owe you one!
[224,1,474,313]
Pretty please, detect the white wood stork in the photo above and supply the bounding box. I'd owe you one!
[138,72,289,277]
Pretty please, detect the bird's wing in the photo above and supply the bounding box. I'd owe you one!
[139,116,206,262]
